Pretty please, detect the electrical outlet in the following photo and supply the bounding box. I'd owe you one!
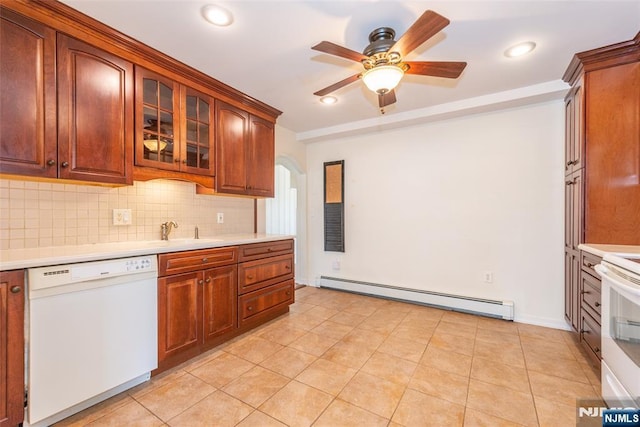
[217,212,224,224]
[483,271,493,283]
[113,209,132,226]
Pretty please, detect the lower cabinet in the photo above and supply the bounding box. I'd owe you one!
[579,251,603,367]
[157,248,238,372]
[155,239,295,373]
[1,270,25,427]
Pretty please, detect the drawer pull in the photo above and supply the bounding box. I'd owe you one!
[586,262,595,268]
[202,258,208,263]
[285,265,291,270]
[247,306,253,311]
[268,248,273,252]
[286,290,291,296]
[595,302,601,307]
[10,286,21,294]
[247,275,254,280]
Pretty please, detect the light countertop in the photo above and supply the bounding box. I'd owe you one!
[578,243,640,258]
[0,234,294,271]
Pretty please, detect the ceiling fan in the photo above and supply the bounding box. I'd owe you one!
[312,10,467,112]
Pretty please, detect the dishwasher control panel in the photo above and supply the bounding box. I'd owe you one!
[28,255,158,293]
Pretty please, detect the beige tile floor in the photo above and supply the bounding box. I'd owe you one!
[55,286,602,427]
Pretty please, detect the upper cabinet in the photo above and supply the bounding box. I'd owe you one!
[57,34,133,185]
[0,9,57,178]
[216,101,275,197]
[135,67,215,177]
[0,8,133,185]
[0,1,280,192]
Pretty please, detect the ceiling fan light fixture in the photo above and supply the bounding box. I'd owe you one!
[362,65,404,94]
[320,95,338,105]
[504,41,536,58]
[201,4,233,27]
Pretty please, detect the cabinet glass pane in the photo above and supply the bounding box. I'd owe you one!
[185,143,197,167]
[200,147,209,169]
[199,124,209,145]
[143,79,157,106]
[143,106,158,132]
[186,120,197,141]
[159,111,174,137]
[143,132,162,160]
[199,99,209,124]
[186,95,197,119]
[159,139,174,164]
[159,82,172,110]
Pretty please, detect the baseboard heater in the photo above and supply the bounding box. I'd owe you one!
[319,276,514,320]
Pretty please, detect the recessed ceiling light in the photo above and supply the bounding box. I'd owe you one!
[201,4,233,27]
[320,96,338,105]
[504,41,536,58]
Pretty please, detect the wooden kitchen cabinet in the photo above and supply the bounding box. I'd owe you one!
[563,34,639,335]
[237,240,295,327]
[57,34,133,185]
[0,10,133,185]
[579,251,603,366]
[215,101,275,197]
[0,8,57,178]
[157,248,238,371]
[135,67,215,177]
[0,270,25,427]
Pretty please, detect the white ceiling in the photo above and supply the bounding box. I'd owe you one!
[61,0,639,135]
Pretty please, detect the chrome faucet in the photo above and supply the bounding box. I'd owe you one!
[160,221,178,240]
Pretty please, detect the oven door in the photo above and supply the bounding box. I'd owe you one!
[597,263,640,406]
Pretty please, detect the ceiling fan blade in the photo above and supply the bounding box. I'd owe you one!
[314,73,361,97]
[391,10,450,57]
[404,61,467,78]
[378,90,397,108]
[312,41,369,63]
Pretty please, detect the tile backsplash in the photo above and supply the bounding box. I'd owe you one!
[0,178,254,250]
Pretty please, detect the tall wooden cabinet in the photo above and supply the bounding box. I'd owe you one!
[563,34,640,343]
[0,270,25,427]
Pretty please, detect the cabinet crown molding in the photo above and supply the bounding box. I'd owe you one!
[563,32,640,85]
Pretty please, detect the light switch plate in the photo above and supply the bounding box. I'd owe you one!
[217,212,224,224]
[113,209,132,226]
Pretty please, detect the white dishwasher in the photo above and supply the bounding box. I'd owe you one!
[26,255,158,427]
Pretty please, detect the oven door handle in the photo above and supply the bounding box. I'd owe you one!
[596,264,640,298]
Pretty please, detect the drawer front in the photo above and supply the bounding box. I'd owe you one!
[239,254,294,294]
[580,311,601,360]
[581,271,601,321]
[238,279,294,325]
[238,239,294,262]
[159,246,238,276]
[580,251,602,279]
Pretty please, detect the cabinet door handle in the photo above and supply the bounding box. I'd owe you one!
[565,180,574,186]
[202,258,208,263]
[198,279,204,285]
[174,159,181,163]
[205,277,211,284]
[581,329,589,334]
[61,161,69,168]
[594,347,600,353]
[595,302,601,307]
[182,159,187,164]
[581,290,590,295]
[10,286,21,294]
[47,159,56,166]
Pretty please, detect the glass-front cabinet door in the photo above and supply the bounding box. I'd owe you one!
[182,86,214,175]
[135,67,214,176]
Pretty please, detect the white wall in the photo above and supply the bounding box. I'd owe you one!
[305,100,566,328]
